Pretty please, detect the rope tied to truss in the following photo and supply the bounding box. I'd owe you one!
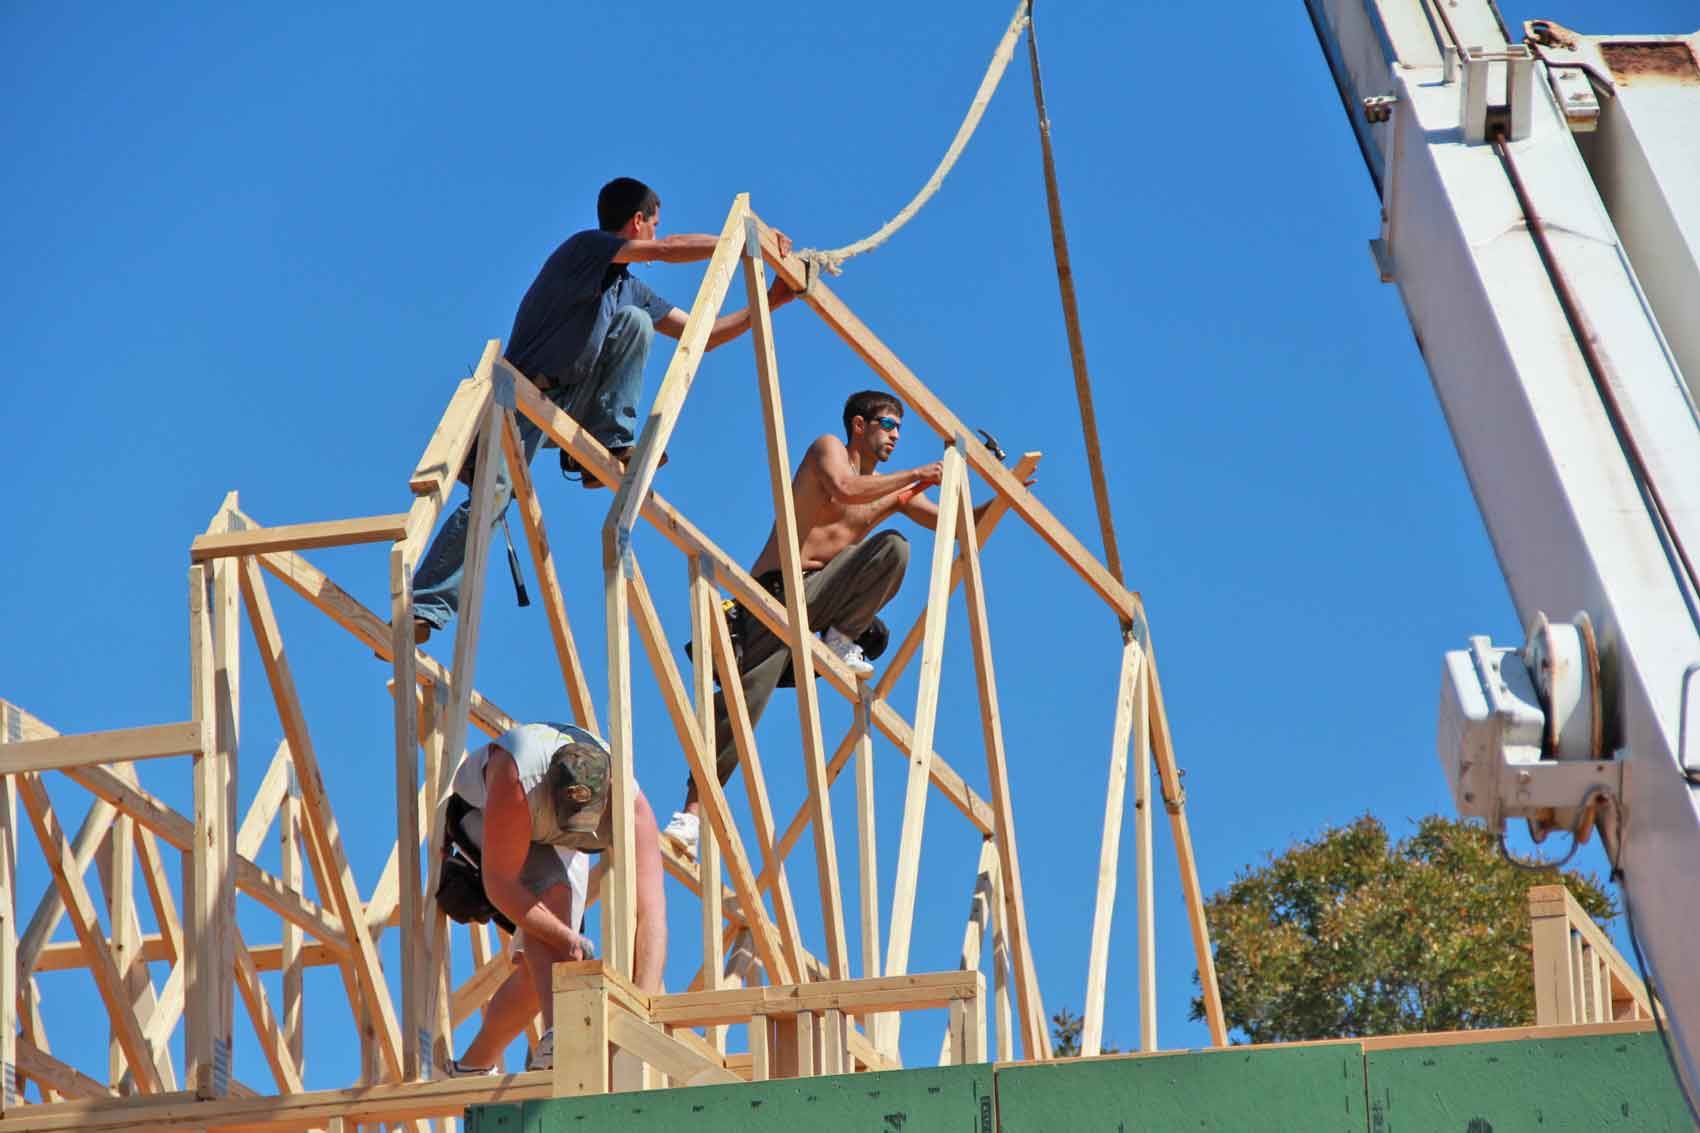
[795,0,1032,278]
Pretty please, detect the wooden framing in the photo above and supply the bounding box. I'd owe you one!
[1528,884,1654,1025]
[0,193,1245,1127]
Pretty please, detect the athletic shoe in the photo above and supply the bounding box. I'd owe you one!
[526,1029,554,1072]
[825,627,875,677]
[663,810,700,857]
[443,1057,499,1078]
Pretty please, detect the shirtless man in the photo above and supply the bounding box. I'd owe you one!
[662,389,1011,851]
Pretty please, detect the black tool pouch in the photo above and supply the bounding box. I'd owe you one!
[435,796,517,934]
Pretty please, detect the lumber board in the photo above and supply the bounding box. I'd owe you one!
[1143,647,1224,1047]
[688,558,727,1052]
[883,447,966,1002]
[1082,638,1140,1058]
[744,244,848,979]
[600,529,639,977]
[954,473,1046,1059]
[647,971,983,1027]
[855,690,880,980]
[388,544,424,1080]
[187,561,234,1098]
[279,789,305,1073]
[551,970,611,1098]
[407,373,485,496]
[1133,648,1155,1050]
[0,722,201,774]
[189,514,408,562]
[990,855,1015,1063]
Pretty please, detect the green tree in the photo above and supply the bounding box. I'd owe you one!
[1049,1006,1118,1056]
[1190,815,1616,1044]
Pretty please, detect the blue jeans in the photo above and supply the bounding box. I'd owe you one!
[413,305,654,630]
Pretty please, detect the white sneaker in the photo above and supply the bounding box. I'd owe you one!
[825,627,875,677]
[526,1028,554,1072]
[443,1056,499,1078]
[662,810,700,857]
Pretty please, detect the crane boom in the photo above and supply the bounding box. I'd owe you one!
[1306,0,1700,1100]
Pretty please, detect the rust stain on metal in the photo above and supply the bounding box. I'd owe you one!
[1600,41,1700,86]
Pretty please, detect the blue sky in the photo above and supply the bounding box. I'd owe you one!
[1,0,1692,1093]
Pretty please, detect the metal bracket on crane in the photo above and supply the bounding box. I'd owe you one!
[1437,611,1624,841]
[1456,44,1536,144]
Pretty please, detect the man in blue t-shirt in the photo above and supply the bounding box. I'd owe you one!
[413,177,798,641]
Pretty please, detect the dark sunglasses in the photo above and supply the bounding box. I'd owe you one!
[867,415,902,432]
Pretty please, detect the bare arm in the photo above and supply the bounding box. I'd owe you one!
[612,234,719,264]
[479,748,590,959]
[811,435,942,506]
[655,276,798,350]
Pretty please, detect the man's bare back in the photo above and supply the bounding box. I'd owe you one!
[749,432,941,576]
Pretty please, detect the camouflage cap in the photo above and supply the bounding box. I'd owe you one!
[546,732,611,839]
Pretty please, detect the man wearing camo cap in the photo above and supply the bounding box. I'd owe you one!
[443,722,665,1075]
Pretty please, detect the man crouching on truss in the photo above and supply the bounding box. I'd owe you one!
[437,722,665,1075]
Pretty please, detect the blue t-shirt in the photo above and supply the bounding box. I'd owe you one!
[505,230,675,383]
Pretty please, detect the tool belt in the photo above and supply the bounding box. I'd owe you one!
[435,795,517,934]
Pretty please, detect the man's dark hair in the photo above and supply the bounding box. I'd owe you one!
[598,178,660,232]
[843,390,904,438]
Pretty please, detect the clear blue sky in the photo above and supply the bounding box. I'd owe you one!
[1,0,1692,1092]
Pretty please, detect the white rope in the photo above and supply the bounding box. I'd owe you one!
[796,0,1030,276]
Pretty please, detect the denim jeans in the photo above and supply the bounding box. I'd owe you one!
[413,305,654,630]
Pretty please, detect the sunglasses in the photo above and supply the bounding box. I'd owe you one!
[867,415,902,432]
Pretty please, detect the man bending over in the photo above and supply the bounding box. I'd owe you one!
[442,722,664,1075]
[662,390,1020,852]
[413,177,797,642]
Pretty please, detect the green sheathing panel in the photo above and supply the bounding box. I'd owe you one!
[996,1045,1368,1132]
[1366,1032,1690,1132]
[467,1065,996,1133]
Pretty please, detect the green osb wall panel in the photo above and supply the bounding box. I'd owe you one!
[996,1045,1367,1132]
[1365,1031,1690,1132]
[466,1065,995,1133]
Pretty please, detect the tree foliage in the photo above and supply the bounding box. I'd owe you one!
[1190,815,1616,1044]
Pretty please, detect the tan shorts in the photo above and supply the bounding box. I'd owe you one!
[459,807,588,949]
